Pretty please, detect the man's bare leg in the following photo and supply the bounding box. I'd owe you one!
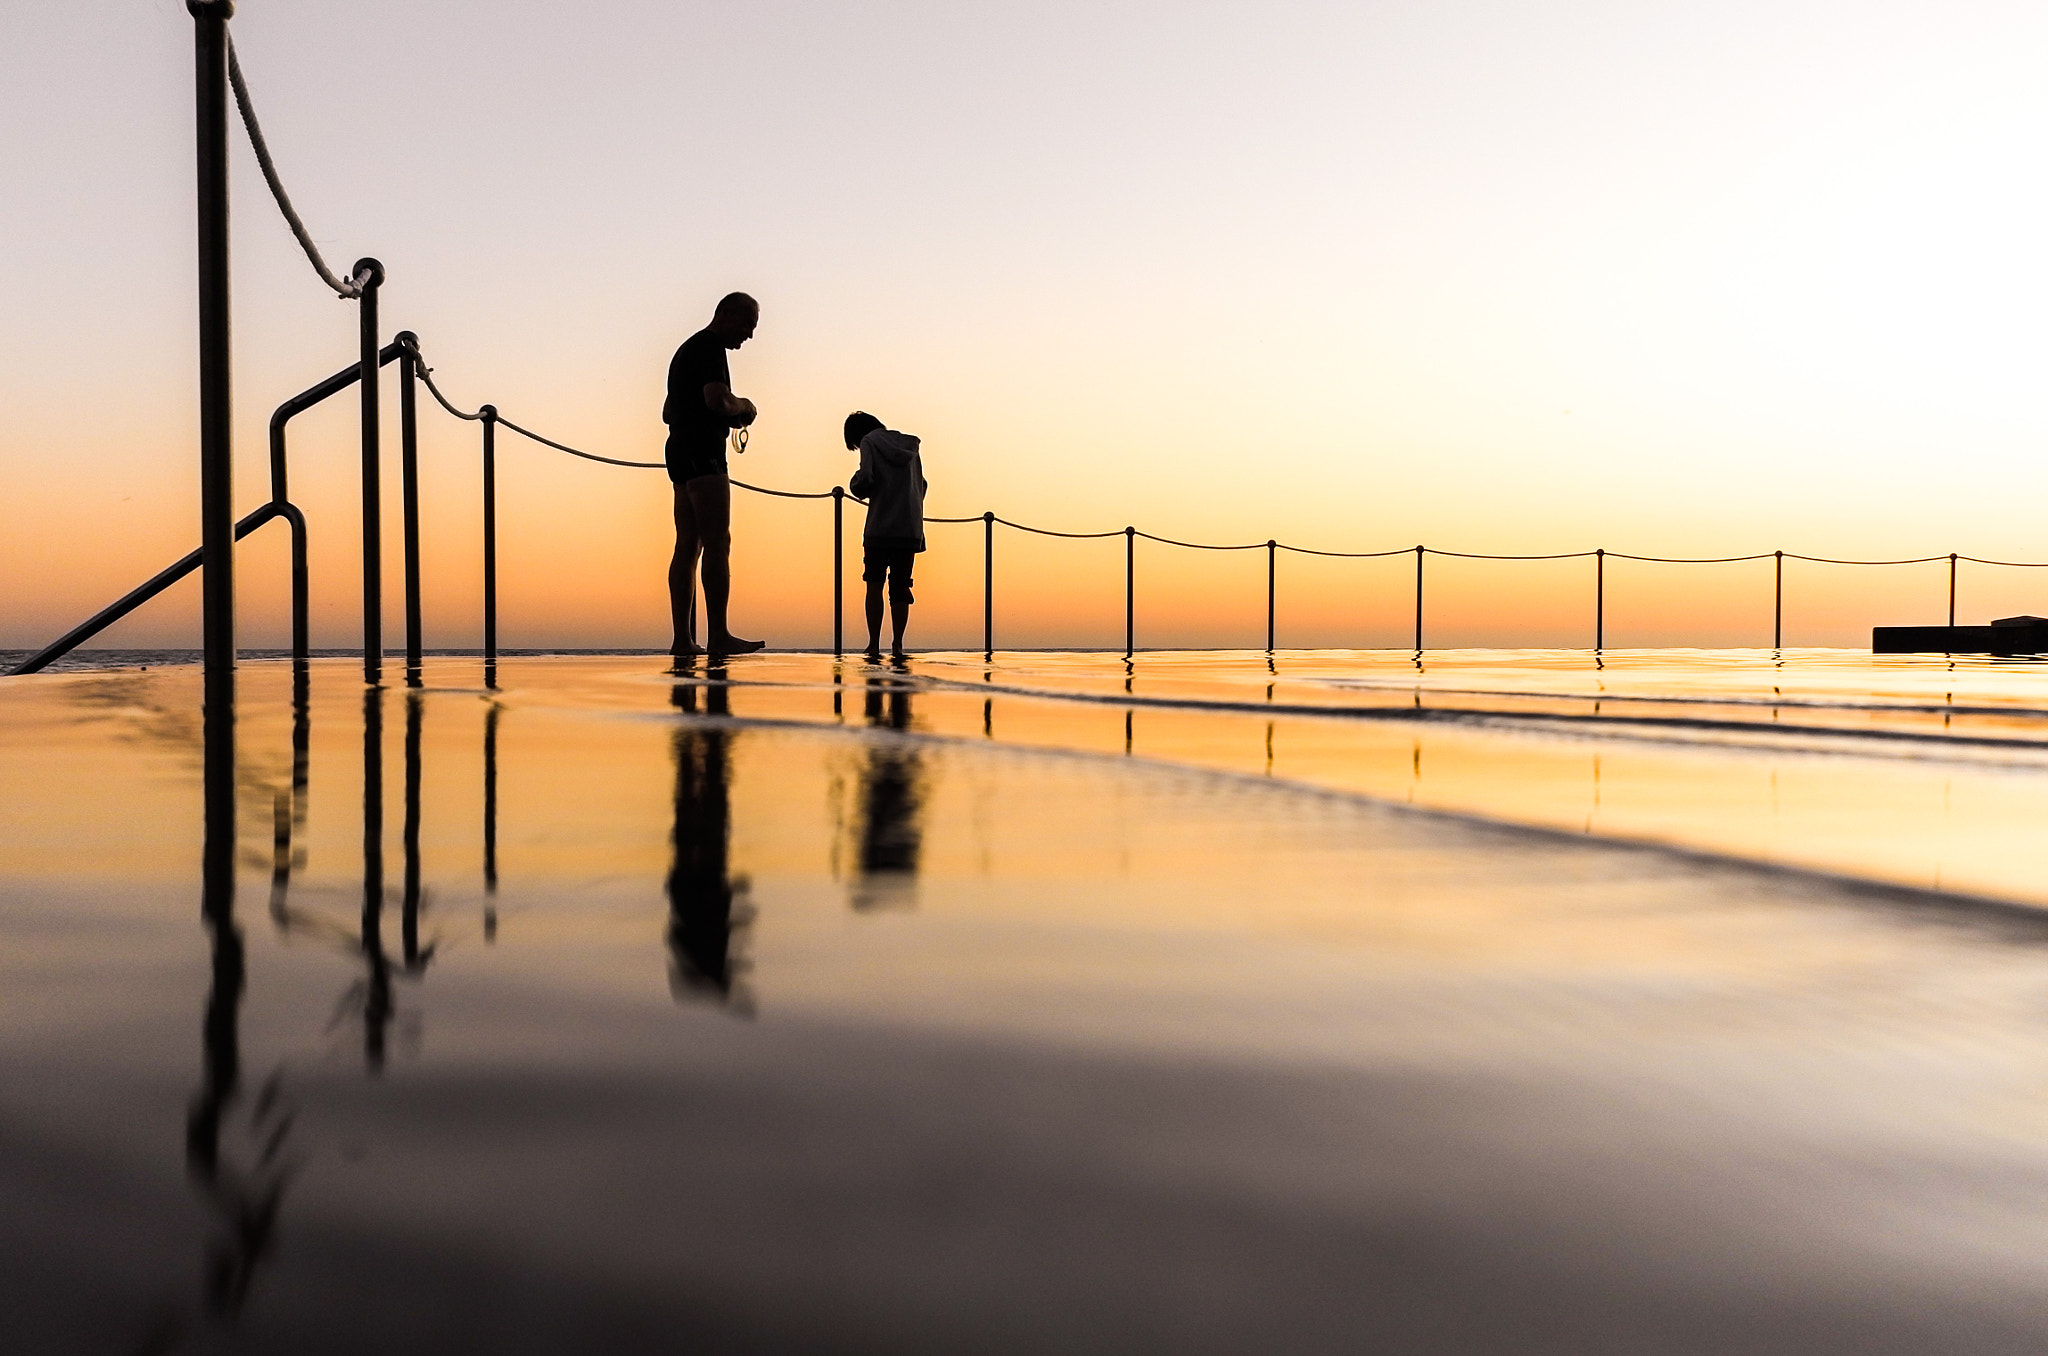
[686,474,763,654]
[669,483,704,657]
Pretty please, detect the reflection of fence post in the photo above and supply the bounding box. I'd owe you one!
[1125,527,1136,659]
[397,334,422,683]
[355,258,385,686]
[1594,548,1605,651]
[1773,550,1784,649]
[1266,540,1277,652]
[984,512,995,659]
[1413,546,1425,651]
[1949,553,1958,627]
[480,406,498,679]
[831,487,844,657]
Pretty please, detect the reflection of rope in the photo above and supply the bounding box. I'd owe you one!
[226,38,360,299]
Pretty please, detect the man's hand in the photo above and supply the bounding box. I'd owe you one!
[732,397,758,428]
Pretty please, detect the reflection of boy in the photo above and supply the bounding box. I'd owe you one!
[844,412,926,660]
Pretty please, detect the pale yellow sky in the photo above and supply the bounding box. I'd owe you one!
[6,0,2048,650]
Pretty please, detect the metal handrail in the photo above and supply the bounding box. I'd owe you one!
[8,344,406,678]
[9,502,300,676]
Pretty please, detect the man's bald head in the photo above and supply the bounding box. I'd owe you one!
[709,292,759,347]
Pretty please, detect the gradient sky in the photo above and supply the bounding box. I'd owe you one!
[6,0,2048,650]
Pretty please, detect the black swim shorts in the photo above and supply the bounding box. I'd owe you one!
[863,545,916,604]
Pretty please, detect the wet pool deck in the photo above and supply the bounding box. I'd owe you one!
[9,650,2048,1352]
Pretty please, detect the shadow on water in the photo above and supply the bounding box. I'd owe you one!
[848,669,928,912]
[666,661,754,1014]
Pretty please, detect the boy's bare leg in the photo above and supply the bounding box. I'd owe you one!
[686,474,764,654]
[864,581,885,659]
[890,596,910,659]
[669,484,703,656]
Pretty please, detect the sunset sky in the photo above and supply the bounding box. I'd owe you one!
[6,0,2048,651]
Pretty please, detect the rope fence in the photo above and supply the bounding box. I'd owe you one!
[395,339,2048,658]
[206,38,2048,667]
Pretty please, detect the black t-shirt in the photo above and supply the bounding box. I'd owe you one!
[663,327,732,480]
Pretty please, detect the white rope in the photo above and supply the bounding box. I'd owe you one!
[226,37,360,299]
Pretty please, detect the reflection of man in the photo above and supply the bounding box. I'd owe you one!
[850,675,927,911]
[663,293,766,658]
[667,676,752,1009]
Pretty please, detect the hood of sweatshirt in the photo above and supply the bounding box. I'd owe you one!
[865,429,921,464]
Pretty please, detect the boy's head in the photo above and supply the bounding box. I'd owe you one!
[843,411,884,450]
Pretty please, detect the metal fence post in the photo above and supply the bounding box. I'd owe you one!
[1773,550,1784,650]
[192,0,235,712]
[397,333,422,684]
[480,406,498,684]
[1413,546,1425,651]
[984,512,995,659]
[1948,553,1958,627]
[1266,540,1277,652]
[832,486,844,656]
[1125,527,1136,658]
[355,258,385,685]
[1595,548,1605,651]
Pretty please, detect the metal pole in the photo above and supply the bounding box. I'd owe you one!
[284,503,309,664]
[984,512,995,659]
[191,0,235,712]
[355,258,385,685]
[397,334,422,684]
[1413,546,1425,651]
[1948,553,1958,627]
[1773,550,1784,650]
[481,406,498,684]
[1125,527,1136,659]
[1266,540,1276,653]
[1594,548,1605,651]
[832,486,844,657]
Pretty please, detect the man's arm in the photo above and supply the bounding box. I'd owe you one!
[702,382,756,428]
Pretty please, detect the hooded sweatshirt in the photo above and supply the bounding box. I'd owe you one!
[848,429,927,551]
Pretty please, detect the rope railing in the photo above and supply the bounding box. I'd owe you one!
[385,339,2048,661]
[182,33,2048,674]
[225,37,360,300]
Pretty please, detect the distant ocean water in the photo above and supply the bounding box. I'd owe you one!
[0,648,678,674]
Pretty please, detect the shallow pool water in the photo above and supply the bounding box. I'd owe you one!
[9,650,2048,1352]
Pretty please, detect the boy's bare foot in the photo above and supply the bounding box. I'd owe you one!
[708,634,765,655]
[891,647,908,660]
[670,643,705,658]
[863,645,883,661]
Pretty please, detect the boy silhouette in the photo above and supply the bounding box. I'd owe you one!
[844,412,926,660]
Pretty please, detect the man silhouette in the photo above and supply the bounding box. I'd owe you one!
[664,292,765,656]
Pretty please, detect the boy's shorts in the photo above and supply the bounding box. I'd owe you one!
[863,544,917,604]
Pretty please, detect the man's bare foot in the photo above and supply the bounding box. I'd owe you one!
[707,634,765,655]
[891,647,908,661]
[863,645,883,661]
[670,643,705,658]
